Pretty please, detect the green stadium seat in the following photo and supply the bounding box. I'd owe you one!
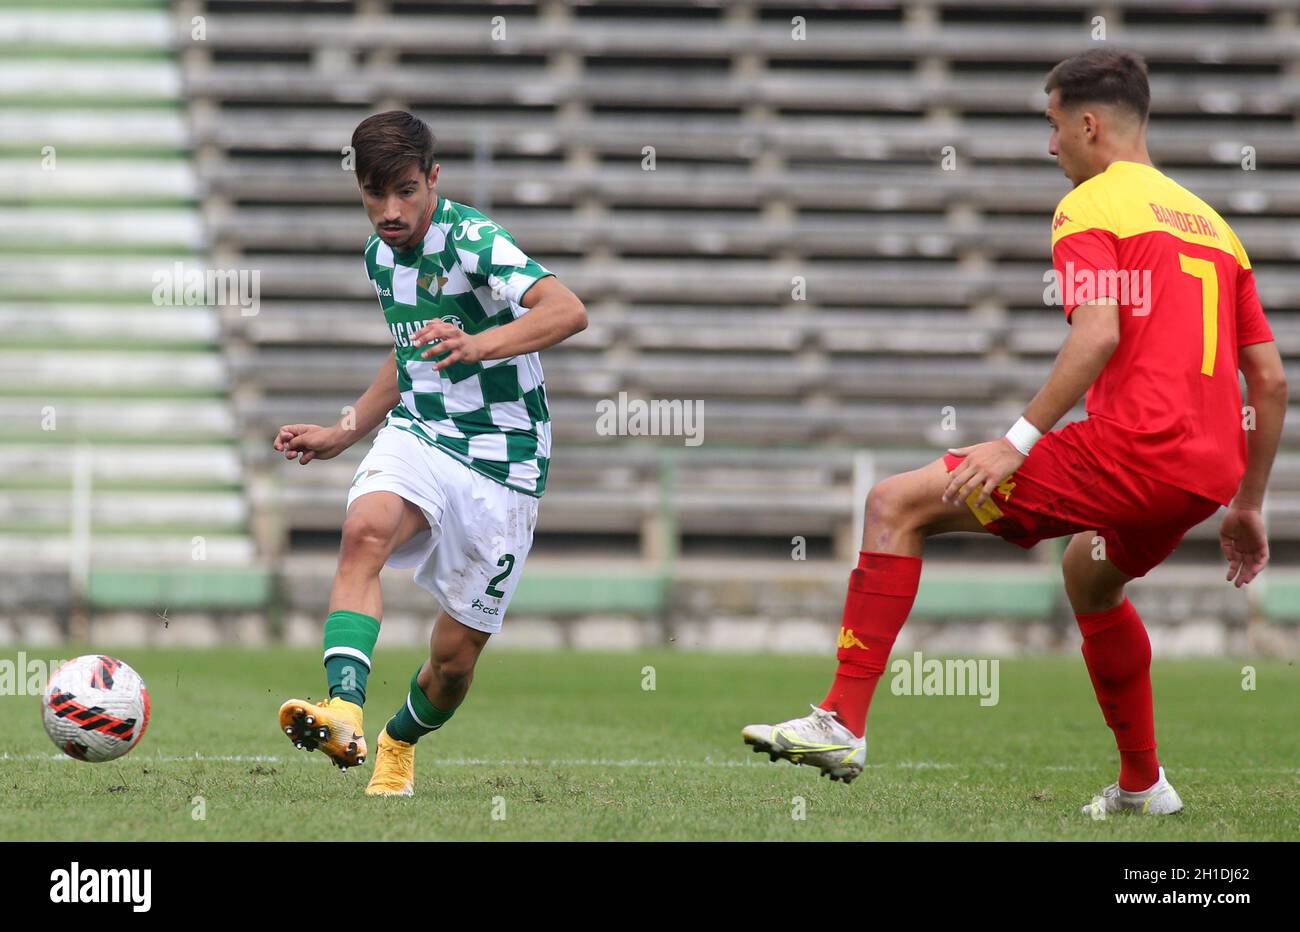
[511,570,668,616]
[913,572,1059,619]
[1261,577,1300,623]
[88,567,271,611]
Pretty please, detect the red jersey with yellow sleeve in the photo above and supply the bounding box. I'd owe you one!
[1050,160,1275,505]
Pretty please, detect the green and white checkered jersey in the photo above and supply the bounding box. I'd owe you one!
[364,197,555,496]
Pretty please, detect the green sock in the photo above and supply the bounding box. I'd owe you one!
[322,609,381,706]
[386,667,456,744]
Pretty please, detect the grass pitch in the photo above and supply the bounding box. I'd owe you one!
[2,647,1297,841]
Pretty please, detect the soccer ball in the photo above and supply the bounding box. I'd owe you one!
[41,655,151,762]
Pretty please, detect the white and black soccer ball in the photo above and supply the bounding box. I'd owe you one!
[41,655,151,762]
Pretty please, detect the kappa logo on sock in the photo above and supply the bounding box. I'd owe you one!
[837,628,869,650]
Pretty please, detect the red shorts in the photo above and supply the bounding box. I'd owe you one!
[942,419,1222,578]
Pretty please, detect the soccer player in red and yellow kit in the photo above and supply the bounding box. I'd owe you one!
[742,49,1288,815]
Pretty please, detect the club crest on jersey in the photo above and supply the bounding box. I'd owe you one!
[453,219,499,242]
[417,273,448,294]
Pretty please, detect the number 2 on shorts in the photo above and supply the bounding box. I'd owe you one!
[485,553,516,598]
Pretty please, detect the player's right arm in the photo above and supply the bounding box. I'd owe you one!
[274,351,400,465]
[1221,340,1288,586]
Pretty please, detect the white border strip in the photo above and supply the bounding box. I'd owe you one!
[322,646,371,669]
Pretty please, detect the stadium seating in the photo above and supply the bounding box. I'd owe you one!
[174,0,1300,621]
[3,0,1299,638]
[0,0,264,637]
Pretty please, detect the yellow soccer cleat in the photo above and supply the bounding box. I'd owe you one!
[278,696,367,770]
[364,728,415,797]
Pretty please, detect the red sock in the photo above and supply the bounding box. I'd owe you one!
[819,550,923,737]
[1076,597,1160,791]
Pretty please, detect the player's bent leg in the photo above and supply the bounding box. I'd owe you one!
[280,491,431,771]
[417,607,492,711]
[366,611,491,797]
[832,456,995,729]
[861,456,996,556]
[331,490,431,618]
[744,457,997,783]
[1060,530,1130,615]
[1061,531,1175,807]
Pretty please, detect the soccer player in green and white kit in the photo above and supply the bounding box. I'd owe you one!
[275,111,587,796]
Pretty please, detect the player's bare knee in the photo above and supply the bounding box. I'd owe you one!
[1062,543,1127,614]
[864,474,931,543]
[864,476,913,532]
[338,515,396,570]
[1062,570,1125,615]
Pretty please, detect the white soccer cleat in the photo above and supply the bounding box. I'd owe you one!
[742,705,866,783]
[1082,766,1184,818]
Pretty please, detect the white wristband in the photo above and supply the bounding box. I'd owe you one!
[1004,417,1042,456]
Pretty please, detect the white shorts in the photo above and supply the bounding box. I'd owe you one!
[346,425,539,634]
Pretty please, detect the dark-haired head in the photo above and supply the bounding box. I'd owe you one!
[1045,48,1150,122]
[1044,49,1152,186]
[351,111,440,250]
[352,110,436,190]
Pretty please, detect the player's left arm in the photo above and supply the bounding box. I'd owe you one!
[413,275,586,370]
[943,299,1119,507]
